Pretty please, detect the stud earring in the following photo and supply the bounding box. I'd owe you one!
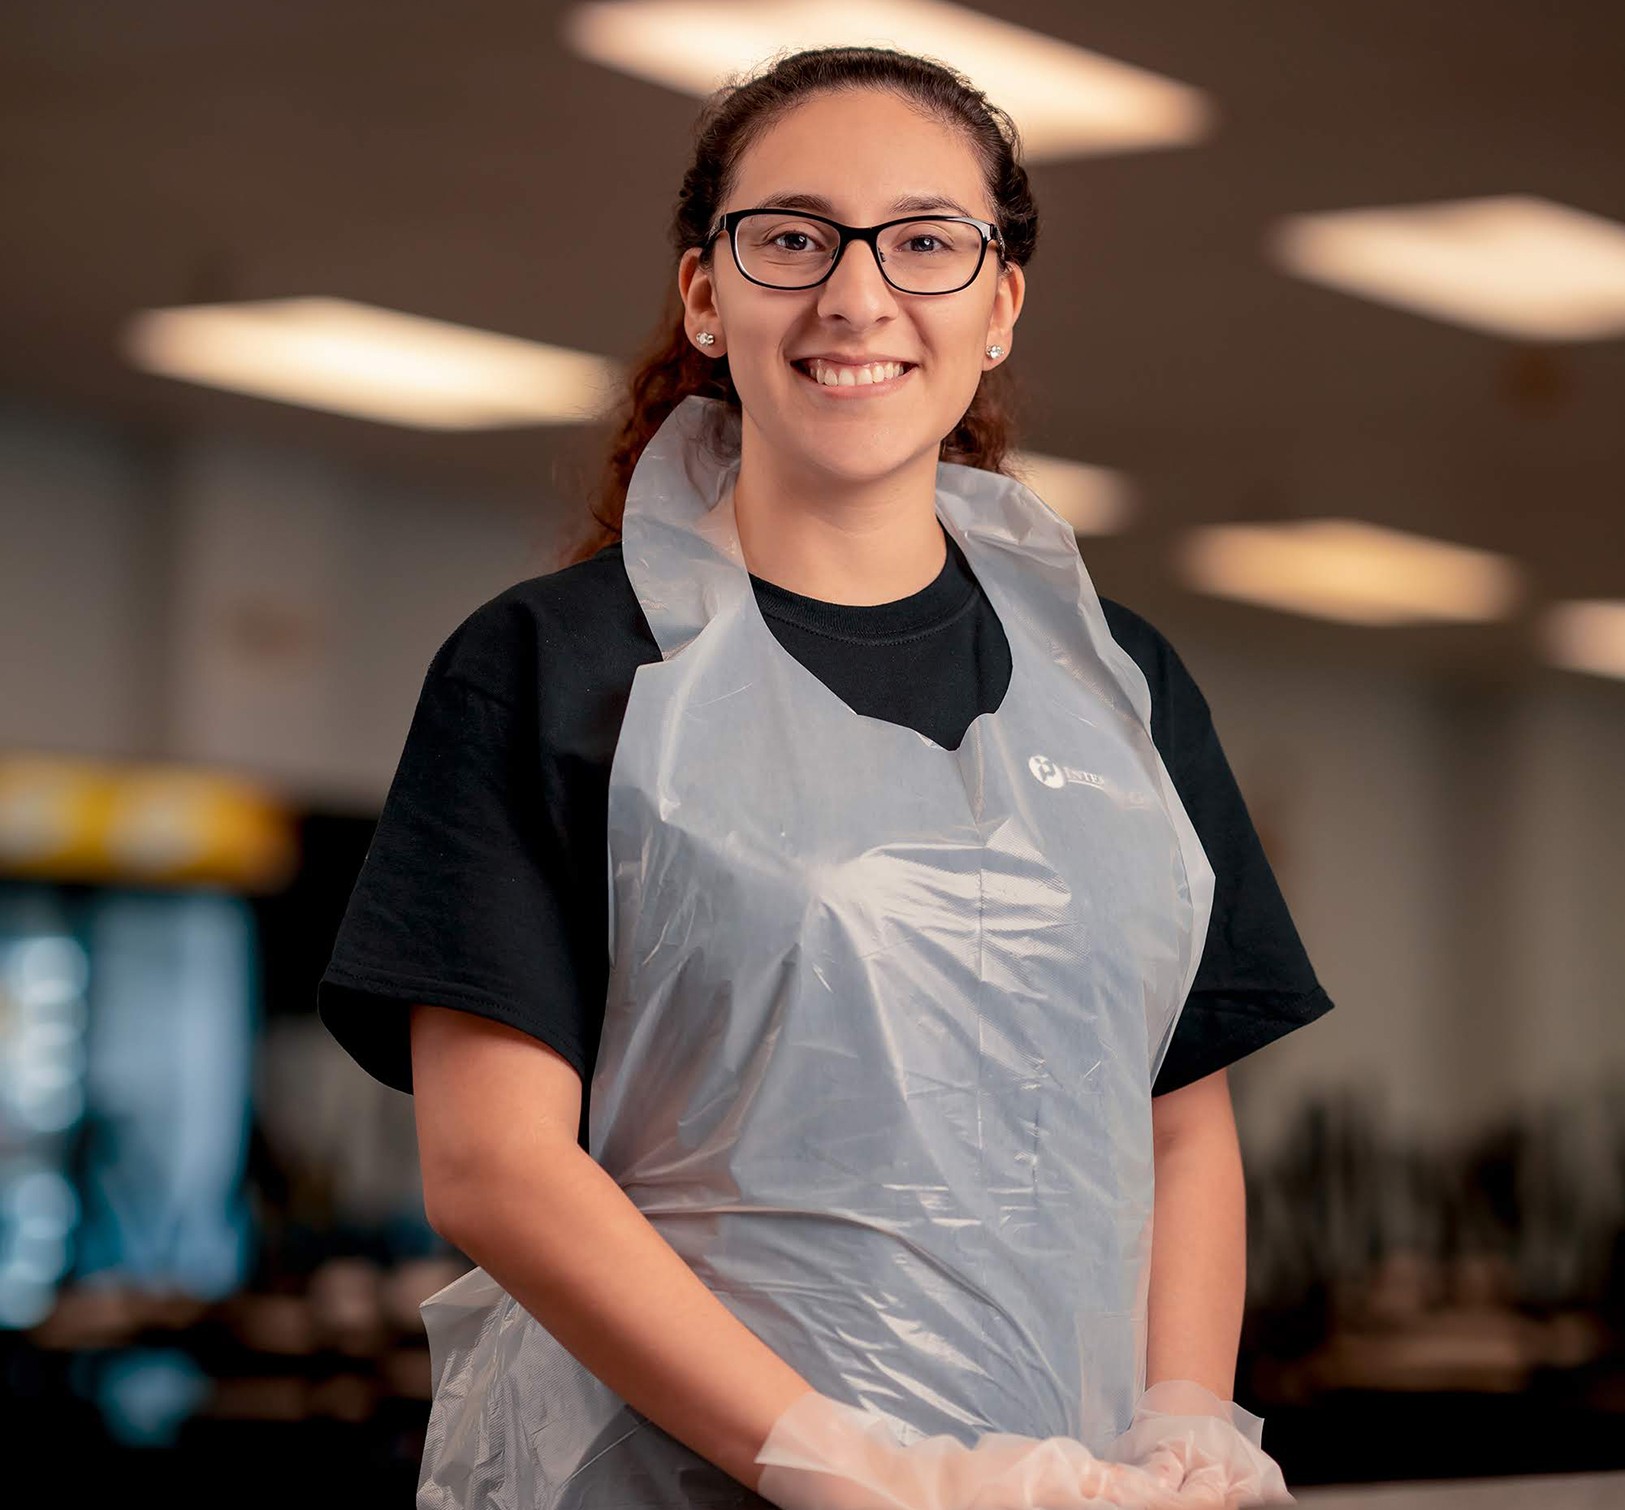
[986,344,1006,359]
[696,331,716,347]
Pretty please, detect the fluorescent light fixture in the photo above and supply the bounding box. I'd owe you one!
[1178,519,1522,626]
[565,0,1211,161]
[122,298,623,429]
[1268,195,1625,342]
[1009,451,1133,535]
[1543,600,1625,680]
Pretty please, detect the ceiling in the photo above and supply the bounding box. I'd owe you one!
[2,1,1622,681]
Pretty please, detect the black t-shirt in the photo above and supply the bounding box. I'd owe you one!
[319,532,1333,1148]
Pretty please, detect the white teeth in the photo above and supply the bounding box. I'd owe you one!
[803,358,907,387]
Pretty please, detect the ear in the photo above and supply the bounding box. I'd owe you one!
[983,262,1026,369]
[678,247,726,357]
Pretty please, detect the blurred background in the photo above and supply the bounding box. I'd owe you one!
[2,2,1623,1504]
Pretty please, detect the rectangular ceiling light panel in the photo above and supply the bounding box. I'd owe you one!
[123,298,623,429]
[1544,601,1625,680]
[565,0,1211,161]
[1179,519,1522,626]
[1009,451,1133,535]
[1269,196,1625,341]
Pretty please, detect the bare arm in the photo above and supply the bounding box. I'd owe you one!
[410,1004,813,1493]
[1145,1068,1246,1399]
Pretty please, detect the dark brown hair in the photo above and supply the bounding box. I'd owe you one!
[562,45,1040,566]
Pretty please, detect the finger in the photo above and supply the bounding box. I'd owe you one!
[1139,1448,1186,1492]
[1172,1462,1230,1509]
[1063,1444,1169,1508]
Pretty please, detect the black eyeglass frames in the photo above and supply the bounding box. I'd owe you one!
[704,208,1006,295]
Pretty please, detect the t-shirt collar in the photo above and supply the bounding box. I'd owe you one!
[748,525,980,643]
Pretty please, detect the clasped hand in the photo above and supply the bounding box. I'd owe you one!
[754,1387,1293,1510]
[1103,1380,1294,1509]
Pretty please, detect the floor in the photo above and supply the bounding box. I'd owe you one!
[1298,1471,1625,1508]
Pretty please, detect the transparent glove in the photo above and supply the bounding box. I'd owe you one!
[755,1389,1176,1510]
[1104,1381,1293,1509]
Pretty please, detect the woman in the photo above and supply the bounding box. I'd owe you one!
[320,46,1333,1510]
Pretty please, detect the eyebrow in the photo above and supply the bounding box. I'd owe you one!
[749,191,981,219]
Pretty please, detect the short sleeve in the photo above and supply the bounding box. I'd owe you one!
[317,596,594,1096]
[1099,603,1335,1096]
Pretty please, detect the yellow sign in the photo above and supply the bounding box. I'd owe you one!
[0,755,297,891]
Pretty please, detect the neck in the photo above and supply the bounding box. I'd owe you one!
[731,424,947,606]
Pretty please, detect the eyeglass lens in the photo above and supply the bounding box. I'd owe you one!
[733,213,985,293]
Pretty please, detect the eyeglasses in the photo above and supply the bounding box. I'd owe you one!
[705,208,1006,295]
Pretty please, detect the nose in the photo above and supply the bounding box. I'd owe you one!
[815,236,898,327]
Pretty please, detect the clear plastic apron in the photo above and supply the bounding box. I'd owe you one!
[416,395,1215,1509]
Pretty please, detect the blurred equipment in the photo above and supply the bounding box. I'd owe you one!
[0,888,89,1328]
[72,891,259,1302]
[254,1014,431,1241]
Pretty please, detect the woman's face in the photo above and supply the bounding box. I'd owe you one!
[679,88,1024,489]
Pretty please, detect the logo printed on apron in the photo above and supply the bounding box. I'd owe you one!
[416,396,1215,1510]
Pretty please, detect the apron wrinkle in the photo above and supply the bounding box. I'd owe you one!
[415,396,1216,1508]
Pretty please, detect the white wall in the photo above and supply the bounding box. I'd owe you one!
[1165,636,1625,1157]
[1185,651,1456,1152]
[1506,678,1625,1110]
[323,468,560,803]
[0,408,164,758]
[0,402,558,808]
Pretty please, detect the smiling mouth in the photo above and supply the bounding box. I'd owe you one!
[791,357,916,389]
